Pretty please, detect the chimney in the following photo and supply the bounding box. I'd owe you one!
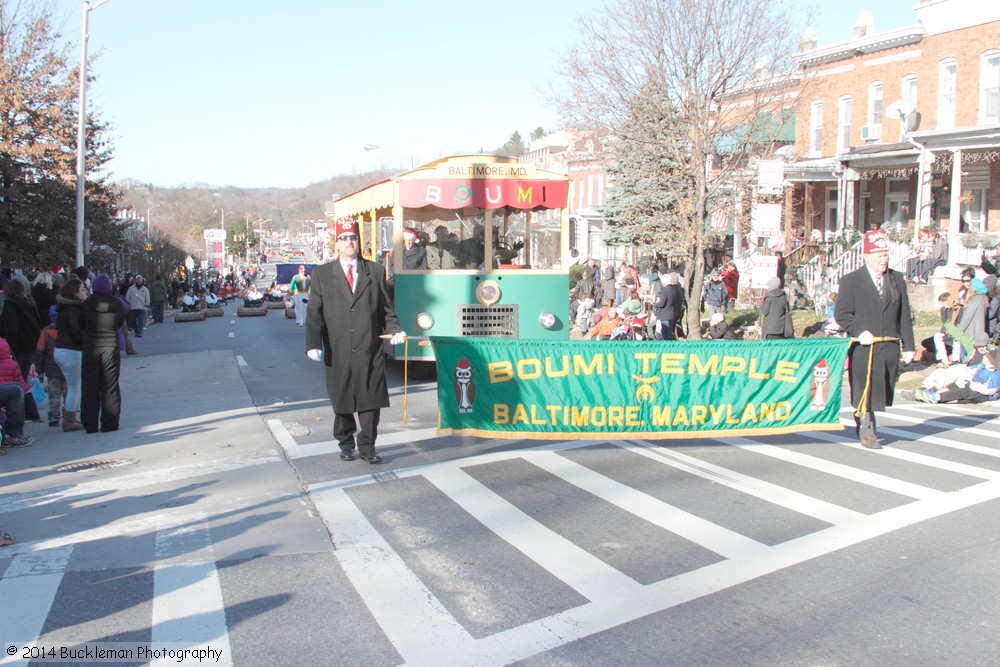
[853,10,874,38]
[799,26,817,51]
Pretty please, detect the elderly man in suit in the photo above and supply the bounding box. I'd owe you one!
[305,220,406,464]
[834,229,915,448]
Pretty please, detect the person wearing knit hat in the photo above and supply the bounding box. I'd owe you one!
[834,229,915,449]
[80,273,126,433]
[760,275,792,339]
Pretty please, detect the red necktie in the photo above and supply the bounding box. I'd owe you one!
[346,264,354,291]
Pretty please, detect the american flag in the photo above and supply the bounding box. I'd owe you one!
[710,207,732,233]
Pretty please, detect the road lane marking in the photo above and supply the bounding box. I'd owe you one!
[621,440,865,525]
[268,418,438,459]
[153,525,233,667]
[529,450,769,559]
[735,434,944,500]
[310,487,475,663]
[425,466,643,603]
[236,355,247,367]
[0,547,73,667]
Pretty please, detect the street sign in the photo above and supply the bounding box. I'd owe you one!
[184,255,195,271]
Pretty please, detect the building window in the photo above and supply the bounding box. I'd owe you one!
[938,59,957,129]
[837,96,852,153]
[809,100,823,156]
[982,50,1000,124]
[962,188,989,232]
[902,74,918,108]
[866,82,883,143]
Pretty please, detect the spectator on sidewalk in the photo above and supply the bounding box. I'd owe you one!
[760,276,793,339]
[721,262,739,311]
[1,277,43,422]
[54,277,87,432]
[31,271,57,325]
[81,274,126,434]
[703,269,728,317]
[34,307,65,427]
[148,275,168,324]
[0,337,34,449]
[708,312,737,340]
[125,275,150,337]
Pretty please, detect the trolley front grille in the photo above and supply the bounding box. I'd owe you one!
[457,304,518,337]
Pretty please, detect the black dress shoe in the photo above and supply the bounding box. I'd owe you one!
[339,451,356,461]
[359,453,383,464]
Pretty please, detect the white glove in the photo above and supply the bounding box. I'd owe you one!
[901,351,914,364]
[857,330,875,345]
[389,331,407,346]
[306,349,323,362]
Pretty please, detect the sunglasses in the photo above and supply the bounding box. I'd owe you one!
[338,235,358,241]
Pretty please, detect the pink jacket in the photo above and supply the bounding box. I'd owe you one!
[0,338,30,391]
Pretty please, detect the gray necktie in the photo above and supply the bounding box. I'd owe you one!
[875,273,883,296]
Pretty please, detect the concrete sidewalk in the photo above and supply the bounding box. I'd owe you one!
[0,349,329,565]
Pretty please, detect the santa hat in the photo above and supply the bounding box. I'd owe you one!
[862,230,889,254]
[335,219,359,237]
[51,265,64,275]
[403,228,417,240]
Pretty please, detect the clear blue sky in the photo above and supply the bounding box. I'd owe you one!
[56,0,920,189]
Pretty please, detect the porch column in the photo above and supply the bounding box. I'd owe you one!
[914,148,934,241]
[947,149,963,266]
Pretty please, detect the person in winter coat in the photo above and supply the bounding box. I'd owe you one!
[305,220,406,465]
[1,277,43,379]
[760,276,793,339]
[703,270,728,316]
[34,306,65,427]
[0,337,34,449]
[31,272,58,325]
[708,312,737,340]
[721,262,740,311]
[148,275,168,324]
[654,273,680,340]
[1,278,43,422]
[834,230,915,449]
[80,274,126,433]
[125,275,151,337]
[601,265,616,310]
[951,277,988,363]
[54,277,87,432]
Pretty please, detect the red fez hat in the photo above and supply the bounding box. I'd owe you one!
[863,230,889,254]
[336,219,359,237]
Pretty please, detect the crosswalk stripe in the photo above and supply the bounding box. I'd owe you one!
[152,525,233,667]
[423,466,644,603]
[765,432,945,499]
[872,415,1000,455]
[527,450,769,558]
[850,435,1000,479]
[310,486,475,663]
[622,440,865,525]
[0,547,73,667]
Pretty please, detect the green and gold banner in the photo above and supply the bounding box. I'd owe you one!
[432,337,851,439]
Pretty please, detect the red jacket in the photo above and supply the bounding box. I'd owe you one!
[0,338,30,391]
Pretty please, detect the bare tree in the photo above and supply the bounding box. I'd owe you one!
[554,0,807,337]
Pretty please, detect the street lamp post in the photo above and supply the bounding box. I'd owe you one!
[363,143,414,169]
[75,0,111,269]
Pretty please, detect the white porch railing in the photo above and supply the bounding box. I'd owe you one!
[798,236,988,298]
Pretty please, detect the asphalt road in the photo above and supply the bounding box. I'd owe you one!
[2,266,999,666]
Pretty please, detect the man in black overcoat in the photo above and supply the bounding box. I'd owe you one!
[834,230,915,448]
[305,220,406,464]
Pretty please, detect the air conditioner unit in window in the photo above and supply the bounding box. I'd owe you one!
[860,124,881,141]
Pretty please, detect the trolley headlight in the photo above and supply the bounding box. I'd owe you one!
[539,311,557,329]
[416,312,434,330]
